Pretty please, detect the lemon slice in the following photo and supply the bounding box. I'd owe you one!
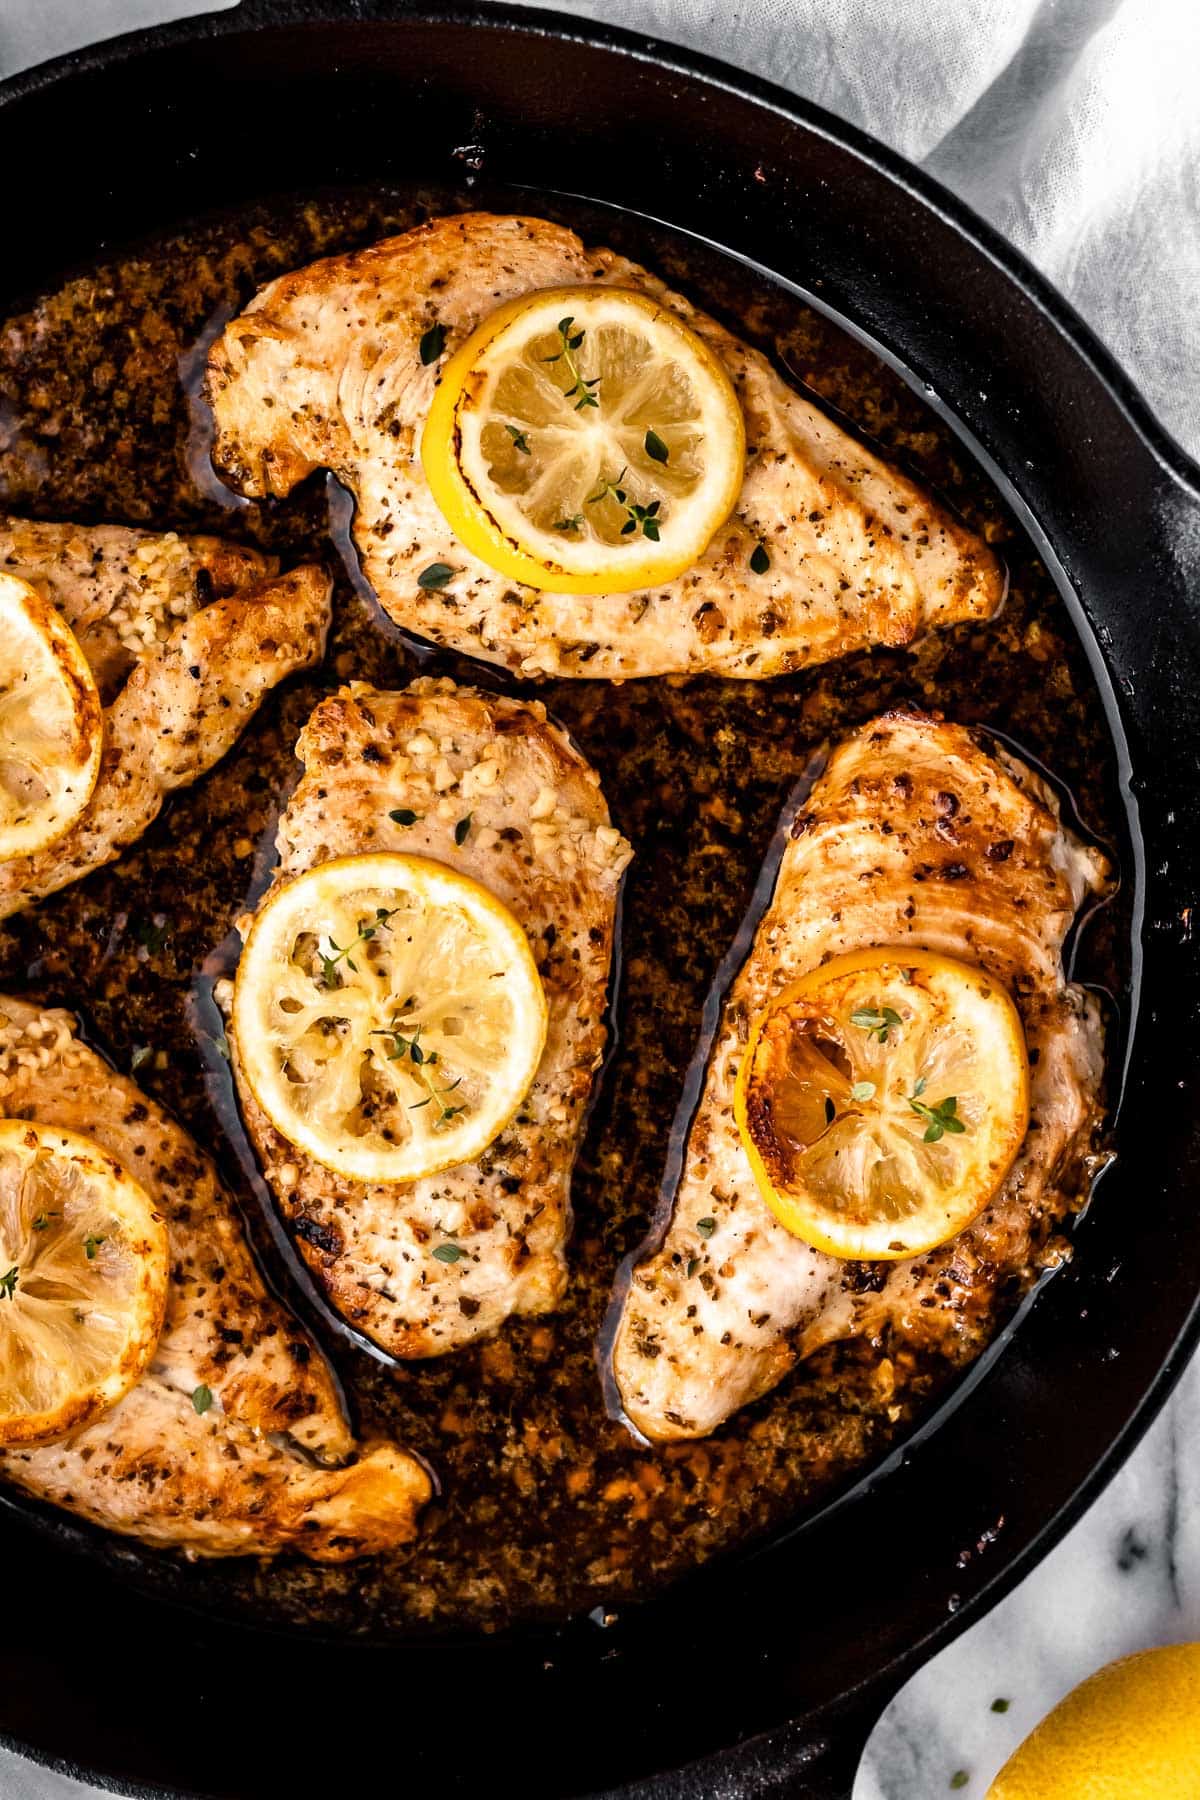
[734,948,1029,1260]
[420,285,745,594]
[0,572,103,862]
[233,853,549,1183]
[0,1119,168,1446]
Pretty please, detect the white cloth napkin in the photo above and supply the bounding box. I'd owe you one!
[0,3,1196,1797]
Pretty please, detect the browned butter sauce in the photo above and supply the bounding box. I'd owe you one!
[0,186,1125,1635]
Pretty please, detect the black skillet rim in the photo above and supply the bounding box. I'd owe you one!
[0,4,1198,1796]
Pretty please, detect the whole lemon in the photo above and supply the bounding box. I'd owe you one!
[987,1644,1200,1798]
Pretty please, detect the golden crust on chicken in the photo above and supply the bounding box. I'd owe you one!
[205,212,1003,680]
[612,712,1110,1440]
[224,678,631,1358]
[0,996,430,1558]
[0,516,330,918]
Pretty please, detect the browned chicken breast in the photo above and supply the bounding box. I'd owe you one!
[222,678,631,1358]
[205,213,1003,680]
[0,996,430,1558]
[0,516,330,918]
[612,713,1109,1440]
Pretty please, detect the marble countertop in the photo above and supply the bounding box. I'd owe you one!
[1,4,1198,1799]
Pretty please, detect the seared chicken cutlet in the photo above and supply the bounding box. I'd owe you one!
[0,516,330,916]
[612,713,1109,1440]
[223,679,630,1358]
[206,213,1003,680]
[0,997,429,1558]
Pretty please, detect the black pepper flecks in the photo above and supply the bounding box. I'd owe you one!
[0,183,1126,1637]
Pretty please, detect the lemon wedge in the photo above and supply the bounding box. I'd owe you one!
[0,1120,168,1446]
[734,947,1029,1259]
[0,572,103,862]
[232,853,549,1183]
[420,285,745,594]
[988,1645,1200,1799]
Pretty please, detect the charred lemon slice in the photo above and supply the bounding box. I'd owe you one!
[233,853,549,1183]
[0,1120,168,1446]
[734,948,1029,1260]
[0,573,103,862]
[420,286,745,594]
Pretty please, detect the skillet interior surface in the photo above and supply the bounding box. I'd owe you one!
[0,7,1199,1796]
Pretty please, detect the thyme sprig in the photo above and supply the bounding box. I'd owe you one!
[908,1087,966,1143]
[586,468,662,541]
[542,316,600,411]
[850,1005,902,1045]
[318,908,398,989]
[372,1020,467,1125]
[0,1267,17,1301]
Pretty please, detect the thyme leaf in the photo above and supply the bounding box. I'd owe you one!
[749,541,770,575]
[192,1384,213,1415]
[419,323,447,365]
[0,1267,17,1301]
[505,424,531,455]
[417,562,456,591]
[433,1242,468,1264]
[644,428,669,464]
[389,808,422,827]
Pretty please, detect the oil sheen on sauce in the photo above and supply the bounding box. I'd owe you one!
[0,185,1125,1636]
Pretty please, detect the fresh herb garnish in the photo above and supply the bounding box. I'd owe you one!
[542,316,600,410]
[949,1775,970,1792]
[505,424,531,455]
[83,1234,106,1261]
[134,916,169,955]
[909,1092,966,1143]
[389,808,422,827]
[318,907,398,988]
[850,1005,903,1045]
[850,1080,876,1103]
[31,1211,56,1232]
[454,813,473,847]
[696,1217,716,1239]
[419,323,447,365]
[990,1698,1010,1714]
[372,1021,467,1125]
[417,562,456,591]
[210,1033,231,1063]
[192,1384,213,1415]
[433,1242,468,1264]
[0,1267,17,1301]
[749,541,770,575]
[686,1257,699,1278]
[644,428,669,465]
[586,469,662,541]
[553,513,585,533]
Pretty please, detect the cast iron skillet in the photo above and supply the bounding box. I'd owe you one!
[1,4,1199,1795]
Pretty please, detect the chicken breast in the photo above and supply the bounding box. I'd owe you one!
[0,516,331,918]
[205,212,1004,681]
[0,996,430,1558]
[223,678,631,1358]
[612,712,1109,1441]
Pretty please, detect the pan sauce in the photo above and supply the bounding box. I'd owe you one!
[0,186,1124,1634]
